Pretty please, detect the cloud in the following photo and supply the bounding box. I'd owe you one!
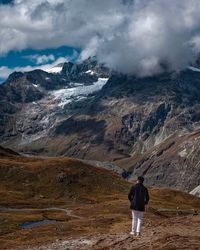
[24,54,55,65]
[0,57,66,80]
[0,66,13,79]
[1,0,200,76]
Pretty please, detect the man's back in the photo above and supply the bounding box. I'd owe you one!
[128,176,150,236]
[128,182,149,211]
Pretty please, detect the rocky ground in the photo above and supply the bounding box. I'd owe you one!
[21,215,200,250]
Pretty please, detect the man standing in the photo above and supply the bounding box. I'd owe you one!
[128,176,149,236]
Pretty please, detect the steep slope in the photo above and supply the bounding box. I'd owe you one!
[116,129,200,193]
[98,70,200,155]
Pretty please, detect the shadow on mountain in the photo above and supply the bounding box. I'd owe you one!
[53,118,106,145]
[0,146,19,157]
[98,70,200,105]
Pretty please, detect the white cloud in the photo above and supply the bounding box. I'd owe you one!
[24,54,55,64]
[0,57,66,80]
[1,0,200,76]
[0,66,13,79]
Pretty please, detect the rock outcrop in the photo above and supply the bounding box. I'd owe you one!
[117,129,200,193]
[190,185,200,197]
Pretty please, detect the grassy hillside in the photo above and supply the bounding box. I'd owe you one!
[0,155,128,206]
[0,153,200,249]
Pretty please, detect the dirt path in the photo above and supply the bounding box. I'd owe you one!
[22,215,200,250]
[0,206,82,219]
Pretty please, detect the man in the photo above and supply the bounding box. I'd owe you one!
[128,176,149,236]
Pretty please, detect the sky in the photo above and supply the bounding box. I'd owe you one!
[1,0,200,82]
[0,0,13,4]
[0,0,80,82]
[0,46,80,82]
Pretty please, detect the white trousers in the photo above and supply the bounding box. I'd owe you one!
[132,210,143,233]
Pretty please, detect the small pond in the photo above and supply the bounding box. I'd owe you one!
[19,219,58,229]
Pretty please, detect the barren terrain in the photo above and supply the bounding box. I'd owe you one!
[0,149,200,249]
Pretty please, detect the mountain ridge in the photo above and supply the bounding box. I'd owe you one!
[1,59,200,193]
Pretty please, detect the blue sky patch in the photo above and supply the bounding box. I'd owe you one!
[0,46,80,82]
[0,0,13,4]
[0,46,80,68]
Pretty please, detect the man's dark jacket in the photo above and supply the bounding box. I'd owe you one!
[128,183,149,212]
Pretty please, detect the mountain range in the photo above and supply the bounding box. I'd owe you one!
[1,58,200,194]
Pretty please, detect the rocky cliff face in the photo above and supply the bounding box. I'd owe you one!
[98,70,200,156]
[116,129,200,193]
[0,58,111,152]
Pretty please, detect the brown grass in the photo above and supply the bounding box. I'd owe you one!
[0,154,200,249]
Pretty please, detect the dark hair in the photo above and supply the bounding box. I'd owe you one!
[138,176,144,183]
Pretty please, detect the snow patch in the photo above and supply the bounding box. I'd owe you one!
[46,66,62,74]
[86,69,95,75]
[154,127,166,146]
[188,66,200,73]
[51,78,108,108]
[69,82,84,87]
[190,185,200,197]
[33,84,38,88]
[73,83,84,87]
[178,148,187,157]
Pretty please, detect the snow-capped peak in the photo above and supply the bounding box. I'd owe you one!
[45,63,64,74]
